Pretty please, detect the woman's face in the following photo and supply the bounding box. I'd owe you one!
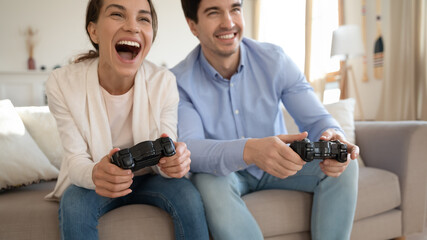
[88,0,153,78]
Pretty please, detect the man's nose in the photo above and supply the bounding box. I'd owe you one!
[220,12,235,29]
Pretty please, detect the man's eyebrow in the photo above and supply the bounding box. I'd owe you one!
[203,6,220,14]
[105,4,151,15]
[203,3,242,14]
[232,3,242,8]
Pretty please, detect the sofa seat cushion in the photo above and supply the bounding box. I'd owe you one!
[243,166,401,238]
[0,181,175,240]
[354,167,401,221]
[244,190,313,238]
[0,181,60,240]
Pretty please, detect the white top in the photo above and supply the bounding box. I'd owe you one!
[45,58,178,201]
[100,85,134,149]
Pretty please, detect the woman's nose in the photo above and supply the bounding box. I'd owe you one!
[123,19,140,33]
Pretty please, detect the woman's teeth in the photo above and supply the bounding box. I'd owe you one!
[117,40,140,48]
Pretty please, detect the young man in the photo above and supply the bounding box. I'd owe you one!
[171,0,360,239]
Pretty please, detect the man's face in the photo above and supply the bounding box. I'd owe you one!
[188,0,245,59]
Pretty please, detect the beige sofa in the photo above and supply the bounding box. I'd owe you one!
[0,101,427,240]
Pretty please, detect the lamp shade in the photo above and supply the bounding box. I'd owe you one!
[331,25,365,60]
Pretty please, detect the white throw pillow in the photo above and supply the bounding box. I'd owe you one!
[282,98,364,166]
[0,99,58,191]
[16,106,64,169]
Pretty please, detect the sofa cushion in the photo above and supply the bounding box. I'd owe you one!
[242,166,401,237]
[354,167,401,221]
[0,181,60,239]
[244,190,312,238]
[0,181,175,240]
[16,106,63,169]
[0,99,58,191]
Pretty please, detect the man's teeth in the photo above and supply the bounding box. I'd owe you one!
[117,40,140,48]
[218,33,234,39]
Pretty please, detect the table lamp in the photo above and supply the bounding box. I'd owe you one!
[331,24,365,120]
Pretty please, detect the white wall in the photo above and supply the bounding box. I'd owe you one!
[343,0,385,120]
[0,0,254,71]
[0,0,89,71]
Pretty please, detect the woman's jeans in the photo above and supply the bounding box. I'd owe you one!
[59,174,209,240]
[192,159,359,240]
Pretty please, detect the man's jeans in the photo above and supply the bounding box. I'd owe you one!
[192,159,359,240]
[59,174,209,240]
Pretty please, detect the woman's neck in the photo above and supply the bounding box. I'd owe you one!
[97,63,135,95]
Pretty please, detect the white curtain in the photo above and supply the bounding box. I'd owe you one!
[377,0,427,120]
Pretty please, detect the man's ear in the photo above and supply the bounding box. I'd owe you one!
[186,18,199,37]
[87,22,99,44]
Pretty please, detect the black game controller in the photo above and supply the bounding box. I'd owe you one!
[111,137,176,172]
[290,138,348,163]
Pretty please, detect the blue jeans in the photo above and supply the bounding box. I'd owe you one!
[192,159,359,240]
[59,174,209,240]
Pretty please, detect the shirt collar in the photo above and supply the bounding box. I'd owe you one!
[198,40,246,81]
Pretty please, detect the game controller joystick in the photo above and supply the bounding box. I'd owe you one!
[290,138,348,163]
[111,137,176,172]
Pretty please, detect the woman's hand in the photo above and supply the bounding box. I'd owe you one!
[92,148,134,198]
[157,134,191,178]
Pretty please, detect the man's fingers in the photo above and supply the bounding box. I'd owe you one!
[348,145,360,160]
[277,132,308,144]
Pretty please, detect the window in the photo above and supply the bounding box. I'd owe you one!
[256,0,341,104]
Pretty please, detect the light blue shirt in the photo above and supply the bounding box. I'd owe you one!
[171,38,342,179]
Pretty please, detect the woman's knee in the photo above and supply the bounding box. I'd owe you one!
[59,185,101,221]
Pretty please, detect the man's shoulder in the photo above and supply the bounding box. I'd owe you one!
[242,38,285,57]
[170,45,201,81]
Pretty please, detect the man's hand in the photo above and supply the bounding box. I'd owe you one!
[318,129,360,177]
[243,132,308,179]
[157,134,191,178]
[92,148,134,198]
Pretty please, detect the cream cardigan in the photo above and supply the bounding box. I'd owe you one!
[45,59,178,201]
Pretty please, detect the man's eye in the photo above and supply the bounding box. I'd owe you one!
[207,11,219,16]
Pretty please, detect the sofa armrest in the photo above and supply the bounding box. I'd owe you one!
[355,121,427,235]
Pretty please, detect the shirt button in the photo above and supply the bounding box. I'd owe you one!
[230,83,234,87]
[241,136,245,139]
[235,110,239,114]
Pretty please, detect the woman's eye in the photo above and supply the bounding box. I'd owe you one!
[139,17,151,23]
[111,12,123,18]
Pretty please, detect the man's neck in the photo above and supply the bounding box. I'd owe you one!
[202,48,240,80]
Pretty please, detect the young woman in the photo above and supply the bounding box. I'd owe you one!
[45,0,209,239]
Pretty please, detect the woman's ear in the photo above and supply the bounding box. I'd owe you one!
[87,22,99,44]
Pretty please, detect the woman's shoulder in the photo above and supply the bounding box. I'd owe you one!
[49,59,96,81]
[141,60,176,83]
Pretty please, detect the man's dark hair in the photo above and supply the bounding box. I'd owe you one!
[181,0,243,23]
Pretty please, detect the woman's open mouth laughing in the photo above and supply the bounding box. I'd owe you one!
[115,40,141,62]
